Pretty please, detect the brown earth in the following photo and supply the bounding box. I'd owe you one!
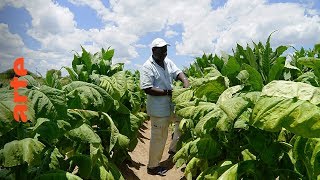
[120,120,186,180]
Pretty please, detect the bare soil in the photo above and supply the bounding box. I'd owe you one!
[120,120,186,180]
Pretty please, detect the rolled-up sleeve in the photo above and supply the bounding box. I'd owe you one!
[169,60,182,80]
[140,66,154,89]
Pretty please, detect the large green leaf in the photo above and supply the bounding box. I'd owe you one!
[102,112,130,152]
[196,161,233,180]
[34,171,82,180]
[0,89,35,122]
[185,157,208,180]
[67,124,101,144]
[31,118,67,142]
[114,113,142,151]
[111,71,127,97]
[1,138,45,167]
[298,57,320,79]
[217,85,243,105]
[63,81,114,112]
[221,56,241,83]
[242,63,263,91]
[251,81,320,137]
[261,81,320,105]
[292,136,320,179]
[99,76,121,100]
[195,106,232,133]
[80,46,93,73]
[194,76,227,102]
[268,57,285,83]
[24,85,67,119]
[176,102,216,121]
[49,147,64,170]
[173,137,221,168]
[173,88,194,104]
[69,154,92,178]
[219,97,250,120]
[19,75,39,88]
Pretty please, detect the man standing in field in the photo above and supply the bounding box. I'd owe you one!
[140,38,190,176]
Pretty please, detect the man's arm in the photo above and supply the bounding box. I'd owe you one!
[176,72,190,88]
[143,87,172,96]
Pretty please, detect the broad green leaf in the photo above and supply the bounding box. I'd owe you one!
[251,81,320,137]
[67,124,101,144]
[176,102,216,121]
[173,137,221,167]
[91,163,114,180]
[80,46,93,73]
[293,136,320,179]
[298,57,320,79]
[102,112,130,152]
[72,54,81,71]
[195,106,232,133]
[64,67,78,81]
[173,88,194,104]
[241,149,256,161]
[262,33,272,82]
[194,76,227,102]
[49,147,64,170]
[296,72,319,87]
[69,154,92,178]
[34,171,82,180]
[242,63,263,91]
[221,56,241,81]
[115,113,142,151]
[67,109,100,125]
[297,57,320,69]
[218,163,238,180]
[99,76,121,100]
[261,81,320,105]
[102,48,114,60]
[63,81,114,112]
[19,75,39,88]
[1,138,45,167]
[31,118,63,142]
[185,157,208,180]
[219,97,249,120]
[24,85,67,119]
[111,71,127,97]
[0,90,17,122]
[196,162,233,180]
[268,57,285,83]
[179,118,194,132]
[213,55,224,72]
[217,85,243,105]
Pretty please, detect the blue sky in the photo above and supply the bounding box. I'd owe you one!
[0,0,319,75]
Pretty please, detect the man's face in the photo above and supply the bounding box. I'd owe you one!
[152,46,167,61]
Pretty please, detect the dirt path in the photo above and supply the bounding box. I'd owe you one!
[120,120,186,180]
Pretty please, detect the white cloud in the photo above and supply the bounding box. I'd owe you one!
[1,0,320,74]
[68,0,111,22]
[0,23,25,72]
[165,30,179,38]
[176,0,320,55]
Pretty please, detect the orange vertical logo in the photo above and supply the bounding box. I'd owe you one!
[10,57,28,122]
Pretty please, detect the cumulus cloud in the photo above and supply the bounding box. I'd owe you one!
[1,0,320,74]
[176,0,320,55]
[0,23,25,72]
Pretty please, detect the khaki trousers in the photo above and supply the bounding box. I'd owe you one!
[148,114,181,168]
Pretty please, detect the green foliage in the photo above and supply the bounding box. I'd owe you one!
[0,46,146,179]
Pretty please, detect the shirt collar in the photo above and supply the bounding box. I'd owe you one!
[149,56,167,65]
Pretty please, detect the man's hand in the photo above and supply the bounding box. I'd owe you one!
[177,72,190,88]
[183,81,190,88]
